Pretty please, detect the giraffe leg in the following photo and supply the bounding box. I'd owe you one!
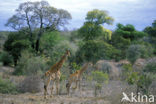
[73,80,78,89]
[66,79,72,95]
[44,77,51,99]
[78,80,81,90]
[50,80,55,97]
[66,82,71,95]
[56,79,60,95]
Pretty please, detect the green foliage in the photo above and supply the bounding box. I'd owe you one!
[0,76,17,94]
[94,83,102,97]
[76,40,118,63]
[126,44,153,64]
[14,50,47,75]
[137,75,152,94]
[86,9,114,25]
[144,20,156,55]
[4,31,31,65]
[60,74,67,81]
[78,9,113,42]
[122,64,153,94]
[0,31,10,48]
[78,22,112,41]
[71,62,81,73]
[91,71,109,83]
[115,24,147,41]
[0,51,13,66]
[48,40,76,65]
[122,64,139,85]
[144,22,156,38]
[69,30,79,42]
[144,62,156,73]
[40,31,62,52]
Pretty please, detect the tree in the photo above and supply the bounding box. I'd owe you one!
[76,40,118,64]
[4,31,31,66]
[85,9,114,25]
[144,20,156,38]
[40,31,62,53]
[5,1,71,51]
[111,23,147,59]
[126,44,153,64]
[144,20,156,55]
[78,9,114,41]
[114,24,147,41]
[122,64,152,95]
[76,9,114,64]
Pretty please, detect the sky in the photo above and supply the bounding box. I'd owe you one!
[0,0,156,31]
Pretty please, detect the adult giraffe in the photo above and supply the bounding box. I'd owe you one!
[66,62,92,95]
[44,50,70,99]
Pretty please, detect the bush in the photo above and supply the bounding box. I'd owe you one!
[137,75,152,94]
[0,51,13,66]
[48,40,77,65]
[126,44,153,64]
[122,64,139,84]
[144,61,156,73]
[14,50,47,75]
[96,62,112,73]
[76,40,118,64]
[4,32,31,65]
[91,71,109,83]
[40,31,62,53]
[0,76,17,94]
[18,75,42,93]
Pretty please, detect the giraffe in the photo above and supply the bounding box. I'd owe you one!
[66,62,92,95]
[44,50,70,99]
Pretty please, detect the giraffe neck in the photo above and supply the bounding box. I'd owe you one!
[57,53,68,70]
[79,63,89,75]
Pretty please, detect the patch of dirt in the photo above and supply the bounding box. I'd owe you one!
[0,93,109,104]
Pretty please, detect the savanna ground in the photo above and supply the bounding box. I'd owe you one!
[0,59,155,104]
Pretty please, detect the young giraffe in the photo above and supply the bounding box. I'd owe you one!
[66,62,92,95]
[44,50,70,99]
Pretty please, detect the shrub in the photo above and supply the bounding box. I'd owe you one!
[122,64,153,94]
[18,75,42,93]
[126,44,153,64]
[76,40,118,64]
[40,31,62,53]
[0,76,17,94]
[48,40,77,65]
[144,61,156,73]
[4,32,31,65]
[14,50,47,75]
[137,75,152,94]
[122,64,139,84]
[0,51,13,66]
[94,83,102,97]
[91,71,109,83]
[96,62,112,73]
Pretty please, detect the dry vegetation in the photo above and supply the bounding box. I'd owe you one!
[0,59,155,104]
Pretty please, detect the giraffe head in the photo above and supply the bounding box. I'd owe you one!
[66,50,70,57]
[45,71,50,77]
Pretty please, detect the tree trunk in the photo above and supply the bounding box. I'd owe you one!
[35,38,40,52]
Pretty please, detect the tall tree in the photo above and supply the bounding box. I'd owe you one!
[79,9,114,41]
[5,1,71,51]
[76,9,115,63]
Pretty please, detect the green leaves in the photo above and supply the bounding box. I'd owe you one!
[91,71,109,83]
[4,32,31,65]
[0,77,17,94]
[76,40,117,63]
[86,9,114,25]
